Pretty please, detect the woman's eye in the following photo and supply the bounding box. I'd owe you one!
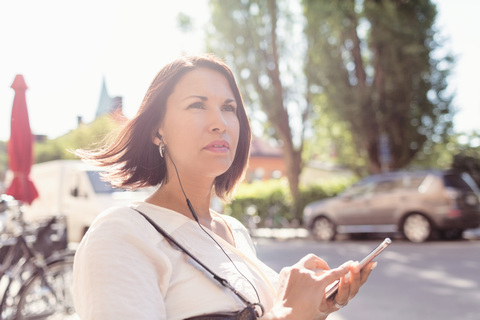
[188,102,205,109]
[222,105,237,112]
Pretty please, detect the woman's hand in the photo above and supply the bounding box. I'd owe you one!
[319,260,377,314]
[263,254,376,320]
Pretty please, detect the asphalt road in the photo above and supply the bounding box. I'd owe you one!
[254,236,480,320]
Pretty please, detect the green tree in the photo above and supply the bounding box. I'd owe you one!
[305,94,368,176]
[35,116,120,163]
[206,0,312,220]
[411,131,480,187]
[411,132,477,169]
[0,141,7,186]
[303,0,454,174]
[203,0,454,218]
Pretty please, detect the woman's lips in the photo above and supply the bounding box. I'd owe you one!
[204,140,230,153]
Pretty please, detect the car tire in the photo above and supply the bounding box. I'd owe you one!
[311,216,336,241]
[402,213,432,243]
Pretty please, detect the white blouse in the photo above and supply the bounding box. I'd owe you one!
[73,202,279,320]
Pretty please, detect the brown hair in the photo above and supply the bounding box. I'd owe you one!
[76,54,251,201]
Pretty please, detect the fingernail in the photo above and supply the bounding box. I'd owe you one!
[371,262,378,270]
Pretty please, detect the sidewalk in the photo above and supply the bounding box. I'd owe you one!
[250,227,310,240]
[465,227,480,240]
[250,227,480,241]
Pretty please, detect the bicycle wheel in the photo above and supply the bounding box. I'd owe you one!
[0,261,38,320]
[1,277,22,320]
[15,257,76,320]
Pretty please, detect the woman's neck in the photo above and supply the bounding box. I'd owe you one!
[146,178,235,246]
[146,178,213,221]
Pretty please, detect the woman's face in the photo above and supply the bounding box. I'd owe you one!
[157,67,240,179]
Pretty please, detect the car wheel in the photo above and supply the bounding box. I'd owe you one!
[311,216,336,241]
[402,213,432,243]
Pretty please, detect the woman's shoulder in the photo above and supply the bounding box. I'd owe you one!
[88,202,184,233]
[216,213,247,231]
[214,213,257,254]
[74,205,174,271]
[88,205,146,233]
[82,203,193,248]
[78,204,169,253]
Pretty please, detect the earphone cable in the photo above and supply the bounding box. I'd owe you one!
[166,150,262,306]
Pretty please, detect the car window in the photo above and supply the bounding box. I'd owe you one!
[374,180,396,193]
[443,173,475,191]
[461,173,480,195]
[343,181,376,198]
[86,171,119,194]
[373,175,425,192]
[401,175,426,190]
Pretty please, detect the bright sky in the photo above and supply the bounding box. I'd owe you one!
[1,0,479,141]
[0,0,209,140]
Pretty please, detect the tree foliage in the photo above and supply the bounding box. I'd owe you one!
[203,0,454,217]
[303,0,454,174]
[411,131,480,187]
[410,131,479,169]
[34,116,120,163]
[0,141,7,185]
[206,0,312,219]
[304,94,368,176]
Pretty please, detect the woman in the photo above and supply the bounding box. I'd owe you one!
[73,54,375,319]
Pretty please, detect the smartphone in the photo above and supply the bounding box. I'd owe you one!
[325,237,392,300]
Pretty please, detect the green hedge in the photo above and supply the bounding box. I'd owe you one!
[224,178,354,228]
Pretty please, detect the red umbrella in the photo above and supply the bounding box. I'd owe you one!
[6,74,38,204]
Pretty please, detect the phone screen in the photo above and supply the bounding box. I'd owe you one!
[325,237,391,300]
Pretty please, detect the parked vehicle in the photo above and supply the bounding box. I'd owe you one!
[303,170,480,242]
[19,160,152,243]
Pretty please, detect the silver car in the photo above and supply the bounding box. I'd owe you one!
[303,170,480,242]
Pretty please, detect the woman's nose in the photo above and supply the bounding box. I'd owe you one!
[209,109,227,133]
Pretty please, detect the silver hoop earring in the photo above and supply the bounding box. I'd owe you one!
[159,143,165,158]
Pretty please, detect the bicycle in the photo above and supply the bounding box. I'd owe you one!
[0,194,76,320]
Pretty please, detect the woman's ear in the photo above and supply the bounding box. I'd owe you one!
[152,130,163,146]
